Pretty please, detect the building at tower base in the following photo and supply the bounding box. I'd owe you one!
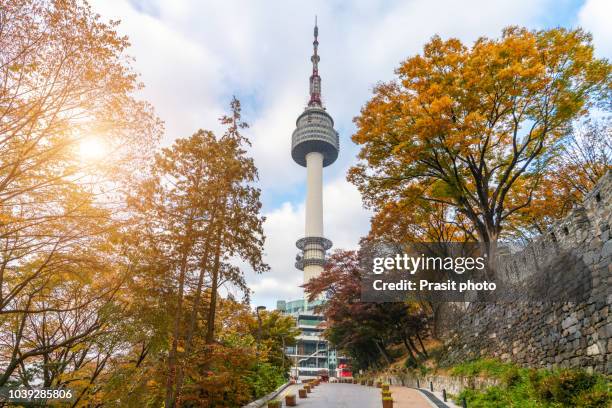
[276,299,350,379]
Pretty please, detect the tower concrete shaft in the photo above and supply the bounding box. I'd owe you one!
[305,152,323,238]
[304,152,324,283]
[292,20,338,286]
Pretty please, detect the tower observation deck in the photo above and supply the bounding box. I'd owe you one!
[292,19,339,284]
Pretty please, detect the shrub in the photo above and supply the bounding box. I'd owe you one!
[450,359,515,378]
[456,386,510,408]
[573,391,611,408]
[501,367,521,387]
[267,399,281,408]
[455,363,611,408]
[419,365,430,376]
[536,370,597,405]
[243,362,285,399]
[404,357,418,369]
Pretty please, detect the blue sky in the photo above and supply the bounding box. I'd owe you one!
[91,0,611,309]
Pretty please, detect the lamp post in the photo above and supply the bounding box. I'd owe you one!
[281,335,286,373]
[256,306,266,351]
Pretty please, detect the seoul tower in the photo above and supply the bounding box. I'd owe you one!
[293,19,339,285]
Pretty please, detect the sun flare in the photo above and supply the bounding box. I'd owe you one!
[78,137,108,161]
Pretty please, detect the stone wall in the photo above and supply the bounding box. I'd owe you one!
[440,171,611,374]
[387,372,498,396]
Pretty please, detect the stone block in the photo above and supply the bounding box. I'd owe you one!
[602,240,612,258]
[561,316,578,329]
[586,343,600,356]
[597,322,612,339]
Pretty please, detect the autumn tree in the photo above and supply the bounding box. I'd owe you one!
[370,201,476,244]
[178,299,295,406]
[559,119,611,196]
[0,2,287,406]
[511,118,611,237]
[0,0,161,390]
[248,309,299,373]
[126,98,268,408]
[304,250,429,371]
[349,27,611,252]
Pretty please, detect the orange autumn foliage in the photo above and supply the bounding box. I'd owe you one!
[350,27,611,248]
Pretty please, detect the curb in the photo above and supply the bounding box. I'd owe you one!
[242,382,291,408]
[415,388,452,408]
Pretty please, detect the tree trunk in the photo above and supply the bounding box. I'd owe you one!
[401,335,417,363]
[173,240,212,404]
[431,302,441,340]
[174,205,218,401]
[415,332,428,358]
[205,244,222,344]
[483,228,500,283]
[374,340,391,365]
[407,336,425,359]
[205,203,226,345]
[165,237,191,408]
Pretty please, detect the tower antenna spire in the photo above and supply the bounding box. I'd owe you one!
[309,16,321,107]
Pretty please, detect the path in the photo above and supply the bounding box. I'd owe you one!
[277,382,436,408]
[279,383,379,408]
[390,386,442,408]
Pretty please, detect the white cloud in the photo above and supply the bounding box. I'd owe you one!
[323,174,372,250]
[92,0,561,188]
[578,0,612,58]
[249,91,306,189]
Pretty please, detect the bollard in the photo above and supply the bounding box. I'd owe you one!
[429,381,433,392]
[416,378,420,388]
[462,396,467,408]
[442,389,447,402]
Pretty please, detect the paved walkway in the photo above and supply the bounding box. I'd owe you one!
[277,383,436,408]
[279,383,380,408]
[389,386,435,408]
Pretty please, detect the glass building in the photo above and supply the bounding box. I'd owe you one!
[276,298,349,379]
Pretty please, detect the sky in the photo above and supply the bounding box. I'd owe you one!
[90,0,611,309]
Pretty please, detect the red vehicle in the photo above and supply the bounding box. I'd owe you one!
[338,363,352,378]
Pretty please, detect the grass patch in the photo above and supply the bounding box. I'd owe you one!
[450,358,516,378]
[453,360,611,408]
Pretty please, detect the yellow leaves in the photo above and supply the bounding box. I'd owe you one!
[429,95,453,113]
[70,343,87,353]
[8,64,22,72]
[351,26,610,244]
[70,378,94,390]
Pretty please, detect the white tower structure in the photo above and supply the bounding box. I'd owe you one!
[292,19,339,285]
[278,21,349,381]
